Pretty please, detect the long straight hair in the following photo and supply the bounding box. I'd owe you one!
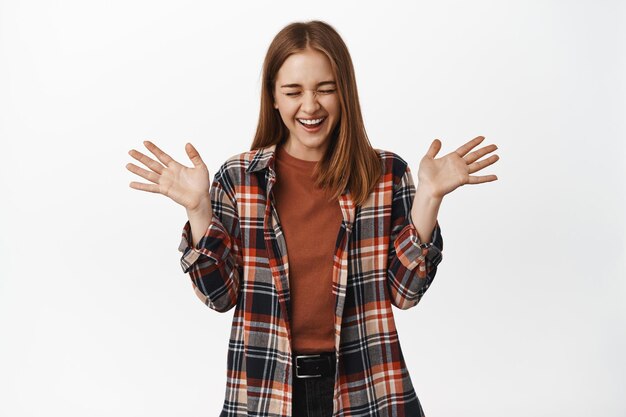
[250,21,382,207]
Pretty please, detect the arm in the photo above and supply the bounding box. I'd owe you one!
[411,182,443,246]
[178,165,243,313]
[186,196,212,249]
[386,164,444,310]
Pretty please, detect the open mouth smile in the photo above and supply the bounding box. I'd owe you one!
[297,116,327,132]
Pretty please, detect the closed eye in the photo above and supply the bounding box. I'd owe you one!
[285,89,336,97]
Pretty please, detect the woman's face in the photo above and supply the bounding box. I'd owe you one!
[273,47,341,161]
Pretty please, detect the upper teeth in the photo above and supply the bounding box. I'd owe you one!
[298,117,325,125]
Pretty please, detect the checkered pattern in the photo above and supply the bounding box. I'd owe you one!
[178,143,443,417]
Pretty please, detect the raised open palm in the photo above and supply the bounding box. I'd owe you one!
[126,141,210,211]
[417,135,499,199]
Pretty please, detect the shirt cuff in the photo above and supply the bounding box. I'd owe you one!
[393,220,443,276]
[178,213,234,273]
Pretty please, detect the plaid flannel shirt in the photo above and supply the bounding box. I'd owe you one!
[178,143,443,417]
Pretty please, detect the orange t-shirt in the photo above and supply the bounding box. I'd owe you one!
[272,144,343,354]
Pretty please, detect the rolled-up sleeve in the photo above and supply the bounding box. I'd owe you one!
[386,163,443,310]
[177,165,242,313]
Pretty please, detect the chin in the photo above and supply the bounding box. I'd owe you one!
[302,134,331,148]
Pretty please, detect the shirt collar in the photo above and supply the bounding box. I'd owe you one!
[245,141,350,196]
[245,143,278,174]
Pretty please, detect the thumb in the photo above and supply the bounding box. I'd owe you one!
[425,139,442,159]
[185,142,205,168]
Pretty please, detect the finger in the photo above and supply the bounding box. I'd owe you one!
[126,162,160,184]
[467,174,498,185]
[464,144,498,165]
[128,149,164,175]
[185,143,206,168]
[454,136,485,157]
[425,139,442,159]
[129,181,161,193]
[143,140,176,167]
[468,154,499,174]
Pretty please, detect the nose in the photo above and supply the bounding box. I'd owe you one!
[300,90,321,114]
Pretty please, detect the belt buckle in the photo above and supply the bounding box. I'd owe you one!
[295,354,322,379]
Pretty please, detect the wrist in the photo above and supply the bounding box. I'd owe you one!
[186,195,212,217]
[415,182,443,203]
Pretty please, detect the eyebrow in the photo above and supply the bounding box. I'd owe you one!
[279,81,336,88]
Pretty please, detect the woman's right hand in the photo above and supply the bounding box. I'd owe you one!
[126,141,211,212]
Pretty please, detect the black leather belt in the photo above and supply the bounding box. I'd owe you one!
[293,352,336,379]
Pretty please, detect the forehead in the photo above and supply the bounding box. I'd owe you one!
[275,48,334,85]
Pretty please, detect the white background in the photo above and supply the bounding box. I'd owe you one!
[1,0,624,416]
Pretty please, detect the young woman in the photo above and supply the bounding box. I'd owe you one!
[126,20,498,417]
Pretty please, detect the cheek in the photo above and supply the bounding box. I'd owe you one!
[280,102,298,118]
[276,102,297,123]
[326,98,340,117]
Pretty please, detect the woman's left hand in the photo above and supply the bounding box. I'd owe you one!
[417,135,499,199]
